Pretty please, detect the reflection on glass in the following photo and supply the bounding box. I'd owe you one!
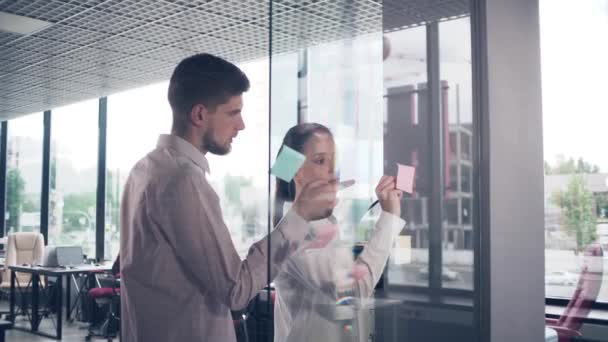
[271,123,405,342]
[6,113,43,233]
[269,1,402,340]
[105,57,278,261]
[383,25,429,287]
[50,100,98,258]
[307,34,384,241]
[207,57,272,258]
[541,0,608,304]
[440,17,474,290]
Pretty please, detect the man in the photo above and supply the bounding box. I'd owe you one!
[120,54,337,342]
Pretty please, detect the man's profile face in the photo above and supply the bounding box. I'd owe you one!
[203,95,245,155]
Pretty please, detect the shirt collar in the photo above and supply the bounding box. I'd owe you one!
[157,134,210,173]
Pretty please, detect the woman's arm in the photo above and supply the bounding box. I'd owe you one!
[351,211,405,298]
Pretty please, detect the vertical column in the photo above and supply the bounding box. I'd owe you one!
[471,0,544,341]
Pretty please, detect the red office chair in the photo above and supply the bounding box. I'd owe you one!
[545,242,604,342]
[86,257,120,342]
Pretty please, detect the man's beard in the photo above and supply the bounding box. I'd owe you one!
[203,131,230,155]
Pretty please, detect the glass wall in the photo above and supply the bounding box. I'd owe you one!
[105,82,172,259]
[384,25,428,287]
[5,112,43,233]
[541,0,608,303]
[306,34,384,239]
[440,17,474,290]
[268,1,476,341]
[0,0,580,339]
[206,57,275,258]
[105,57,277,260]
[383,18,475,294]
[49,100,99,257]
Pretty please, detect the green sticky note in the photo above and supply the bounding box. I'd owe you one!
[271,146,306,182]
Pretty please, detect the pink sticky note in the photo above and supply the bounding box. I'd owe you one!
[396,164,415,193]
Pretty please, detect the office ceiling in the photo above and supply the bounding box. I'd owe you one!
[0,0,469,120]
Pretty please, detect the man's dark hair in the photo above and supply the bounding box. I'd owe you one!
[168,53,250,133]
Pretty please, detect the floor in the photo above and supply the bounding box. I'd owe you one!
[0,299,117,341]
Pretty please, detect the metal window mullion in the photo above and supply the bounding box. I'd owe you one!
[297,48,308,124]
[96,97,107,261]
[0,122,7,237]
[266,0,274,314]
[426,21,444,291]
[41,111,51,245]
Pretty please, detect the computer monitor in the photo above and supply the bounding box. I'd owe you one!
[43,246,58,267]
[56,246,84,266]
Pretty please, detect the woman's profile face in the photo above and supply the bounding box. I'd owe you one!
[294,132,336,189]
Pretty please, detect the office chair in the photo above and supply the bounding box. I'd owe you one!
[0,232,44,288]
[0,233,44,319]
[86,257,120,342]
[545,242,604,342]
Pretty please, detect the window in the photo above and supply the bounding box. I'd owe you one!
[49,100,98,258]
[460,132,471,161]
[446,198,459,224]
[462,198,472,225]
[5,113,43,233]
[384,25,429,287]
[441,17,474,290]
[105,56,284,260]
[207,57,278,258]
[307,34,384,242]
[464,230,473,250]
[449,132,458,159]
[449,164,458,192]
[106,83,172,260]
[461,165,472,193]
[541,0,608,302]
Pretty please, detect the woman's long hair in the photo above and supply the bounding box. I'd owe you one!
[273,123,333,226]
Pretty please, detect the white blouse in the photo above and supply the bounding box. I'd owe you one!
[273,210,405,342]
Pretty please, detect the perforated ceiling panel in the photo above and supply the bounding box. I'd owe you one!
[383,0,470,32]
[0,0,469,120]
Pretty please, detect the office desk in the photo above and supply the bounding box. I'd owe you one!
[8,264,111,340]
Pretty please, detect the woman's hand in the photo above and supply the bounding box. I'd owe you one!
[375,175,403,217]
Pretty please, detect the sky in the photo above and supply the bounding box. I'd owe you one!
[540,0,608,171]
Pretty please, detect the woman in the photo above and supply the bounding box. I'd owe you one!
[273,123,405,342]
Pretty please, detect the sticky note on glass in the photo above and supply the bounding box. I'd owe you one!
[271,146,306,182]
[396,163,415,193]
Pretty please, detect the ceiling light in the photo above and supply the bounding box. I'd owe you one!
[0,11,52,35]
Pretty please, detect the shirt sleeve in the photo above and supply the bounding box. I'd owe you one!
[353,211,405,297]
[151,171,310,310]
[279,211,405,301]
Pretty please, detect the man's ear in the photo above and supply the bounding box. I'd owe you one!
[189,104,208,128]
